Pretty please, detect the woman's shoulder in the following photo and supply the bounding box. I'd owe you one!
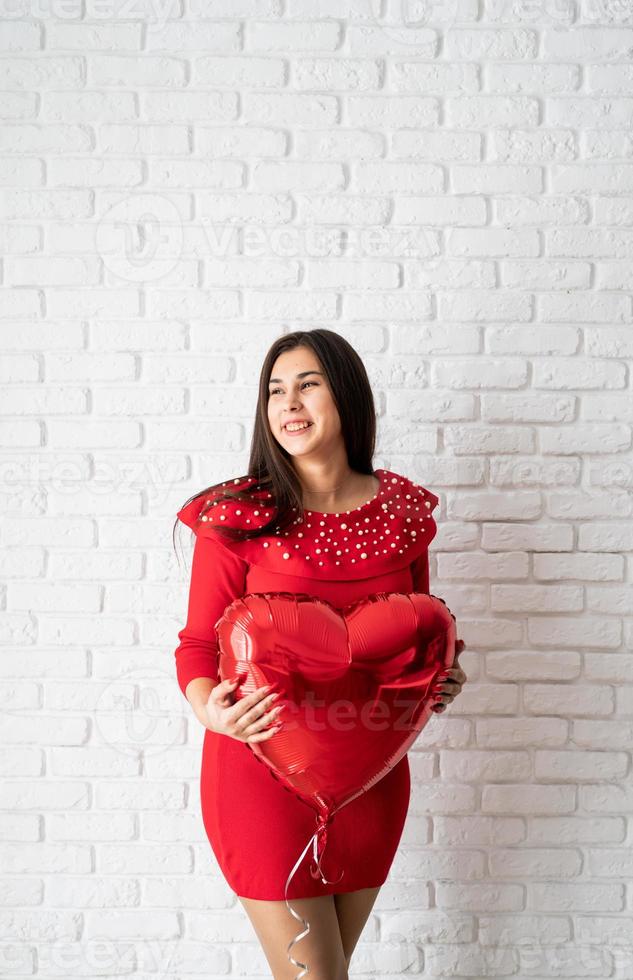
[380,468,439,510]
[176,467,440,580]
[176,473,275,534]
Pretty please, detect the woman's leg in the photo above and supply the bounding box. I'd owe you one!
[238,893,349,980]
[333,885,382,969]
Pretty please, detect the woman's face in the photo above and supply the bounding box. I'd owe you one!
[267,347,342,459]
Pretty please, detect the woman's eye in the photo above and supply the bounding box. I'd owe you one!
[269,381,317,395]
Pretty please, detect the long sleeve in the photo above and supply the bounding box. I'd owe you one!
[174,531,248,698]
[410,548,430,594]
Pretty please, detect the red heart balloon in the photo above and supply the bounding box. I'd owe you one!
[215,591,456,834]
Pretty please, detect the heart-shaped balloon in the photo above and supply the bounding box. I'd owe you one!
[215,591,456,836]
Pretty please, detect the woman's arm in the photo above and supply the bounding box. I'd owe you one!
[174,532,248,706]
[185,677,219,724]
[410,547,468,712]
[410,548,430,594]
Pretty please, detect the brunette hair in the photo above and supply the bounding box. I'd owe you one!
[172,328,377,550]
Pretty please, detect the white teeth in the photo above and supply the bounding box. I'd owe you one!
[286,422,311,431]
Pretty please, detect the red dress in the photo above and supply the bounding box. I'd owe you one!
[174,468,439,900]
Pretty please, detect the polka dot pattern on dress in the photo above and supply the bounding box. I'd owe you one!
[177,469,440,581]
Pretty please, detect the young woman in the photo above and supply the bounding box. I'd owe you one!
[173,328,466,979]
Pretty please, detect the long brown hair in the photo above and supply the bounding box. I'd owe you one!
[172,328,377,552]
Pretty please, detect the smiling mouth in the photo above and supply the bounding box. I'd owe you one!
[284,422,313,432]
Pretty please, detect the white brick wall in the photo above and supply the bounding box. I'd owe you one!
[1,1,632,977]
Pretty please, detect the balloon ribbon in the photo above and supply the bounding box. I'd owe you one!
[283,810,345,979]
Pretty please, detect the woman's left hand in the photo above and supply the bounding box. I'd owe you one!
[430,638,467,713]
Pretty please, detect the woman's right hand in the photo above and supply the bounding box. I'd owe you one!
[200,677,284,743]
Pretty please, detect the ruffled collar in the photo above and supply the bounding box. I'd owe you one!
[176,468,439,581]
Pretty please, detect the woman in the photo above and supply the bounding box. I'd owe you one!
[173,328,467,979]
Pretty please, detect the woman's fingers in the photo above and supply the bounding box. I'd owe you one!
[205,678,236,712]
[433,667,466,690]
[224,682,267,717]
[223,684,287,743]
[247,724,281,742]
[430,637,467,714]
[240,695,285,742]
[243,701,285,735]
